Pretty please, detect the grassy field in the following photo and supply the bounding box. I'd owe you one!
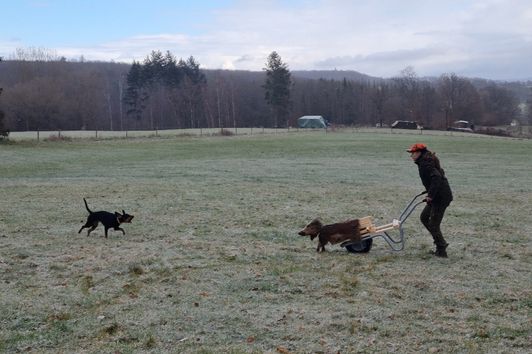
[0,131,531,353]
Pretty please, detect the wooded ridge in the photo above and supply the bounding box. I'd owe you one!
[0,52,530,132]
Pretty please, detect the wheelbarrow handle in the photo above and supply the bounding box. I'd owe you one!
[399,192,427,221]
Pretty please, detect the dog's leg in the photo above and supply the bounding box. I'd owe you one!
[104,227,109,238]
[115,227,125,235]
[86,224,97,236]
[79,220,92,233]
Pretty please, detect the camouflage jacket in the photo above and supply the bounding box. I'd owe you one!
[415,151,453,205]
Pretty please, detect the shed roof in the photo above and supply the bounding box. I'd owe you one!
[298,115,324,119]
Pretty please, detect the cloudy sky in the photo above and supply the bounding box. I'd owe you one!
[2,0,532,80]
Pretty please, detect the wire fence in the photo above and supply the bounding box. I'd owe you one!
[7,127,301,141]
[5,126,526,141]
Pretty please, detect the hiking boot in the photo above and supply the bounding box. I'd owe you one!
[429,248,448,258]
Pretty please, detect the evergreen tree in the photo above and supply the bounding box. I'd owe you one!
[184,56,206,85]
[143,50,166,85]
[263,51,292,127]
[182,56,206,128]
[163,51,182,88]
[142,50,167,129]
[123,61,147,127]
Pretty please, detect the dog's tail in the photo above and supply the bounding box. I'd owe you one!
[83,198,93,214]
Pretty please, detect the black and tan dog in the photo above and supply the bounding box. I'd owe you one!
[298,218,361,252]
[78,198,134,238]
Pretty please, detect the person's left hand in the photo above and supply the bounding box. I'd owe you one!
[424,196,432,204]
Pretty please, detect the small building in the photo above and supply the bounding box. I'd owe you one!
[297,115,328,128]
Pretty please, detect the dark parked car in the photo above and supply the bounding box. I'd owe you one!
[391,120,419,129]
[447,120,474,133]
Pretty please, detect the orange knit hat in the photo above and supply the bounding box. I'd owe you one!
[406,143,427,153]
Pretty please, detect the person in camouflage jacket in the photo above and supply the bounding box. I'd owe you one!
[407,143,453,257]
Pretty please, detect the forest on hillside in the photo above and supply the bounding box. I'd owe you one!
[0,49,531,132]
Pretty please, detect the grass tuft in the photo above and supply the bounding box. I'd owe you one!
[128,263,145,275]
[80,275,94,294]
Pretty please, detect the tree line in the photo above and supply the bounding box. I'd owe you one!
[0,48,530,132]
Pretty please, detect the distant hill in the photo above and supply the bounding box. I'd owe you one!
[291,70,381,82]
[200,69,381,83]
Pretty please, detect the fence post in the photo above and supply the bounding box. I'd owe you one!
[96,130,98,139]
[37,130,40,141]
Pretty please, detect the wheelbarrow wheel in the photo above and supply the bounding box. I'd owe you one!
[345,238,373,253]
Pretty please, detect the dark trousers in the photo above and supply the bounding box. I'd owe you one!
[420,202,450,248]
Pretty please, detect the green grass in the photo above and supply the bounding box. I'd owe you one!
[1,131,531,353]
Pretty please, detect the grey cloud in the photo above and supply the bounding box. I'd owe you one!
[235,54,255,63]
[454,44,532,80]
[315,47,446,68]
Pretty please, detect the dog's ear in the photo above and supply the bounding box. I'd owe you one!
[311,218,322,227]
[122,210,126,215]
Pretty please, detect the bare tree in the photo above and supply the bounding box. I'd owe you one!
[3,77,65,130]
[438,73,460,128]
[392,66,422,123]
[479,85,518,125]
[527,87,532,125]
[0,57,6,136]
[371,83,388,127]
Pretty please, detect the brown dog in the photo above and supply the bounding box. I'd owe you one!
[298,218,361,252]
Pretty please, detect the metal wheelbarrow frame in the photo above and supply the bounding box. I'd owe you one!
[340,191,427,253]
